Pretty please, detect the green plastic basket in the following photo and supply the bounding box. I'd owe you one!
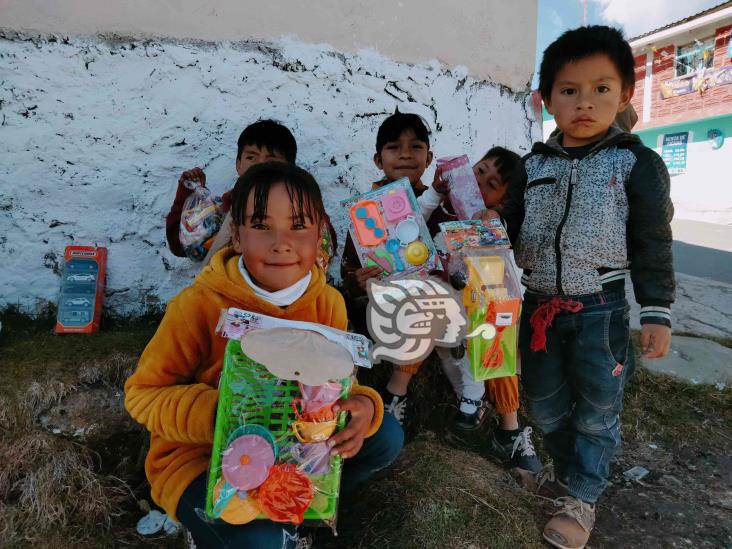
[206,338,351,523]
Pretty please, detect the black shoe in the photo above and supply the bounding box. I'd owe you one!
[381,389,410,427]
[450,341,466,359]
[453,396,489,432]
[490,426,543,473]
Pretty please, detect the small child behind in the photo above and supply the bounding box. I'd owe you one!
[127,162,403,547]
[418,147,542,475]
[488,26,674,549]
[165,119,337,271]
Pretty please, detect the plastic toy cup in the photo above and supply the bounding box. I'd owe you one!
[292,419,338,443]
[291,398,336,422]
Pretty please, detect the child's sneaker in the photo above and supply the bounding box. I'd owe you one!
[543,496,595,549]
[489,426,543,474]
[382,389,411,428]
[515,463,569,499]
[454,396,489,431]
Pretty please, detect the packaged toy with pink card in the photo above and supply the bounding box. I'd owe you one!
[436,155,485,220]
[340,178,438,280]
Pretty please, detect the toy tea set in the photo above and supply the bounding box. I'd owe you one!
[440,219,522,382]
[341,178,438,280]
[208,309,371,528]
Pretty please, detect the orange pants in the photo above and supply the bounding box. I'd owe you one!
[396,360,519,414]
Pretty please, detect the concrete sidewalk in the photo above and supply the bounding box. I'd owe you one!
[628,272,732,340]
[627,272,732,387]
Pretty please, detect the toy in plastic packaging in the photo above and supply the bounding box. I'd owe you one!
[460,248,522,381]
[440,219,510,253]
[439,220,521,381]
[436,155,485,220]
[207,309,372,531]
[340,178,439,281]
[179,182,224,260]
[55,246,107,334]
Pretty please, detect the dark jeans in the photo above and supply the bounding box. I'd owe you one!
[519,290,635,504]
[177,414,404,548]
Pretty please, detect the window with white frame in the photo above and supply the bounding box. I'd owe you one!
[675,37,715,77]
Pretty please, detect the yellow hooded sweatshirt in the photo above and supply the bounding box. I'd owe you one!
[124,247,384,520]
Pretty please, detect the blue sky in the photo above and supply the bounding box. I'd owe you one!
[533,0,724,86]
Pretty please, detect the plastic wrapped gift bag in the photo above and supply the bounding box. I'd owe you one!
[179,183,223,260]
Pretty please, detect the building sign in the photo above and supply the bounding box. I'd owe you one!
[659,66,732,99]
[661,132,689,175]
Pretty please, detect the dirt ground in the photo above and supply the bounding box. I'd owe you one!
[1,312,730,548]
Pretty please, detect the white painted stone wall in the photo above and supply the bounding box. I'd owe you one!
[0,32,540,316]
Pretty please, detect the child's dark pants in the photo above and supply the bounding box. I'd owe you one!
[520,289,635,504]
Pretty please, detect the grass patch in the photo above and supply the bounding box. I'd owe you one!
[622,367,732,449]
[622,331,732,449]
[0,312,168,548]
[0,308,159,398]
[326,434,545,549]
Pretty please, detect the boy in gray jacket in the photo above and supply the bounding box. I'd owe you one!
[491,26,674,549]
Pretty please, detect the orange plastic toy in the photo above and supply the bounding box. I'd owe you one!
[258,464,314,524]
[349,200,387,247]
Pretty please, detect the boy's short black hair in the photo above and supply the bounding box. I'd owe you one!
[481,146,521,183]
[230,161,326,229]
[539,25,635,101]
[237,120,297,163]
[375,109,431,153]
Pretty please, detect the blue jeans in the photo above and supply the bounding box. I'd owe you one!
[519,290,635,504]
[177,414,404,547]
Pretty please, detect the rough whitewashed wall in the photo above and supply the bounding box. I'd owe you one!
[0,32,540,316]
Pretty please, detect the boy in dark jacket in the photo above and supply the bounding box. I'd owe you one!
[487,26,674,549]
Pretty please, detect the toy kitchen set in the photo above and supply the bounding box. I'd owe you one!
[340,178,438,280]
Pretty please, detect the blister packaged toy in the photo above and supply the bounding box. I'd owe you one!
[436,155,485,220]
[440,219,510,252]
[439,220,521,381]
[340,178,438,280]
[207,309,372,531]
[179,182,224,261]
[55,246,107,334]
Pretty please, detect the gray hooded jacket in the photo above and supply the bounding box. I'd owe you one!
[502,126,675,326]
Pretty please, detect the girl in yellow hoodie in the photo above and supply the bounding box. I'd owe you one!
[125,162,403,548]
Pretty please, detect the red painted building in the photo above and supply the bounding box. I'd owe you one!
[629,2,732,224]
[630,2,732,129]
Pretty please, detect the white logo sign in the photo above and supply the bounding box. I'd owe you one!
[366,277,495,364]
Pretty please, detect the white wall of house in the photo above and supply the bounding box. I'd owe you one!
[0,29,541,315]
[0,0,536,90]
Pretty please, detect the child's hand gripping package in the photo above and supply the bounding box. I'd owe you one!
[439,219,521,381]
[341,178,439,280]
[436,155,485,220]
[208,309,372,530]
[179,182,224,260]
